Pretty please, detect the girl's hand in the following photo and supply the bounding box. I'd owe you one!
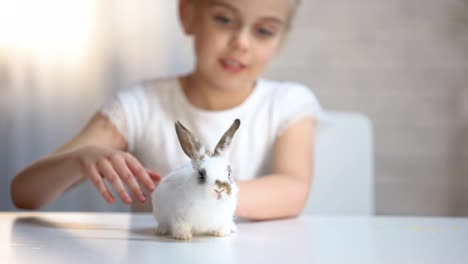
[75,146,161,205]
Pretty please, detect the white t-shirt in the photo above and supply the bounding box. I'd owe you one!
[100,77,324,209]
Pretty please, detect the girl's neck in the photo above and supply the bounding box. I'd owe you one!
[179,73,255,111]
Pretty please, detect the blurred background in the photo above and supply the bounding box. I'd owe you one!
[1,0,467,216]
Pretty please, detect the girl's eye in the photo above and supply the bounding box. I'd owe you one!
[256,27,274,37]
[214,15,232,26]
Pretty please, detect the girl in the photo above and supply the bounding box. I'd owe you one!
[11,0,324,220]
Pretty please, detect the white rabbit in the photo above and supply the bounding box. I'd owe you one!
[152,119,241,240]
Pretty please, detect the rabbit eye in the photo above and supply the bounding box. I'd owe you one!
[198,169,206,184]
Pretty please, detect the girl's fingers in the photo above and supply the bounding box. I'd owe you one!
[124,153,155,192]
[110,155,146,203]
[97,160,132,204]
[146,169,161,182]
[86,163,115,204]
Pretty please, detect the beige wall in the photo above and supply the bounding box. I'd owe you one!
[266,0,468,215]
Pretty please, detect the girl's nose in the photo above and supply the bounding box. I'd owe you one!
[230,29,250,52]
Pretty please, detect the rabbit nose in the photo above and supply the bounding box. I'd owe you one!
[215,180,232,196]
[214,188,225,194]
[214,188,225,200]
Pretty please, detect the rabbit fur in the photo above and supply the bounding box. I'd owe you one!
[152,119,241,240]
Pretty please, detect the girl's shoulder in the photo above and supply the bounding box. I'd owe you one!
[259,78,325,129]
[104,77,181,152]
[114,77,181,112]
[259,78,320,105]
[132,77,180,98]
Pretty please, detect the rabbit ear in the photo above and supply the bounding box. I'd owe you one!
[213,119,241,157]
[175,121,206,161]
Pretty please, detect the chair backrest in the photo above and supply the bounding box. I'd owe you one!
[303,111,375,216]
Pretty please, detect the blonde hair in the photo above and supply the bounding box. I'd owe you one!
[288,0,302,27]
[292,0,302,9]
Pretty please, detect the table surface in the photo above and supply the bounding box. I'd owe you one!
[1,212,467,264]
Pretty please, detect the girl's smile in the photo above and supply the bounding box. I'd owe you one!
[220,57,247,73]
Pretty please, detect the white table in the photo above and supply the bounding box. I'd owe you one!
[1,213,467,264]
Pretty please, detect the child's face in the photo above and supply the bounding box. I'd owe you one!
[181,0,292,91]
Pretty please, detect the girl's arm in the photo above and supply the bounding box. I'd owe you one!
[10,113,159,210]
[235,117,316,220]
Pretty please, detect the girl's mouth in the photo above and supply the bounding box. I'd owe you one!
[220,58,246,73]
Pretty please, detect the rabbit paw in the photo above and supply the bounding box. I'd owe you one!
[172,232,192,240]
[230,221,238,233]
[211,226,232,237]
[171,223,192,240]
[155,224,170,236]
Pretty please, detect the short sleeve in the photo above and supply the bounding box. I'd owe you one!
[275,82,325,138]
[99,97,129,143]
[99,85,150,152]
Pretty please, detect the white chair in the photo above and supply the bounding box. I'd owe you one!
[303,111,375,216]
